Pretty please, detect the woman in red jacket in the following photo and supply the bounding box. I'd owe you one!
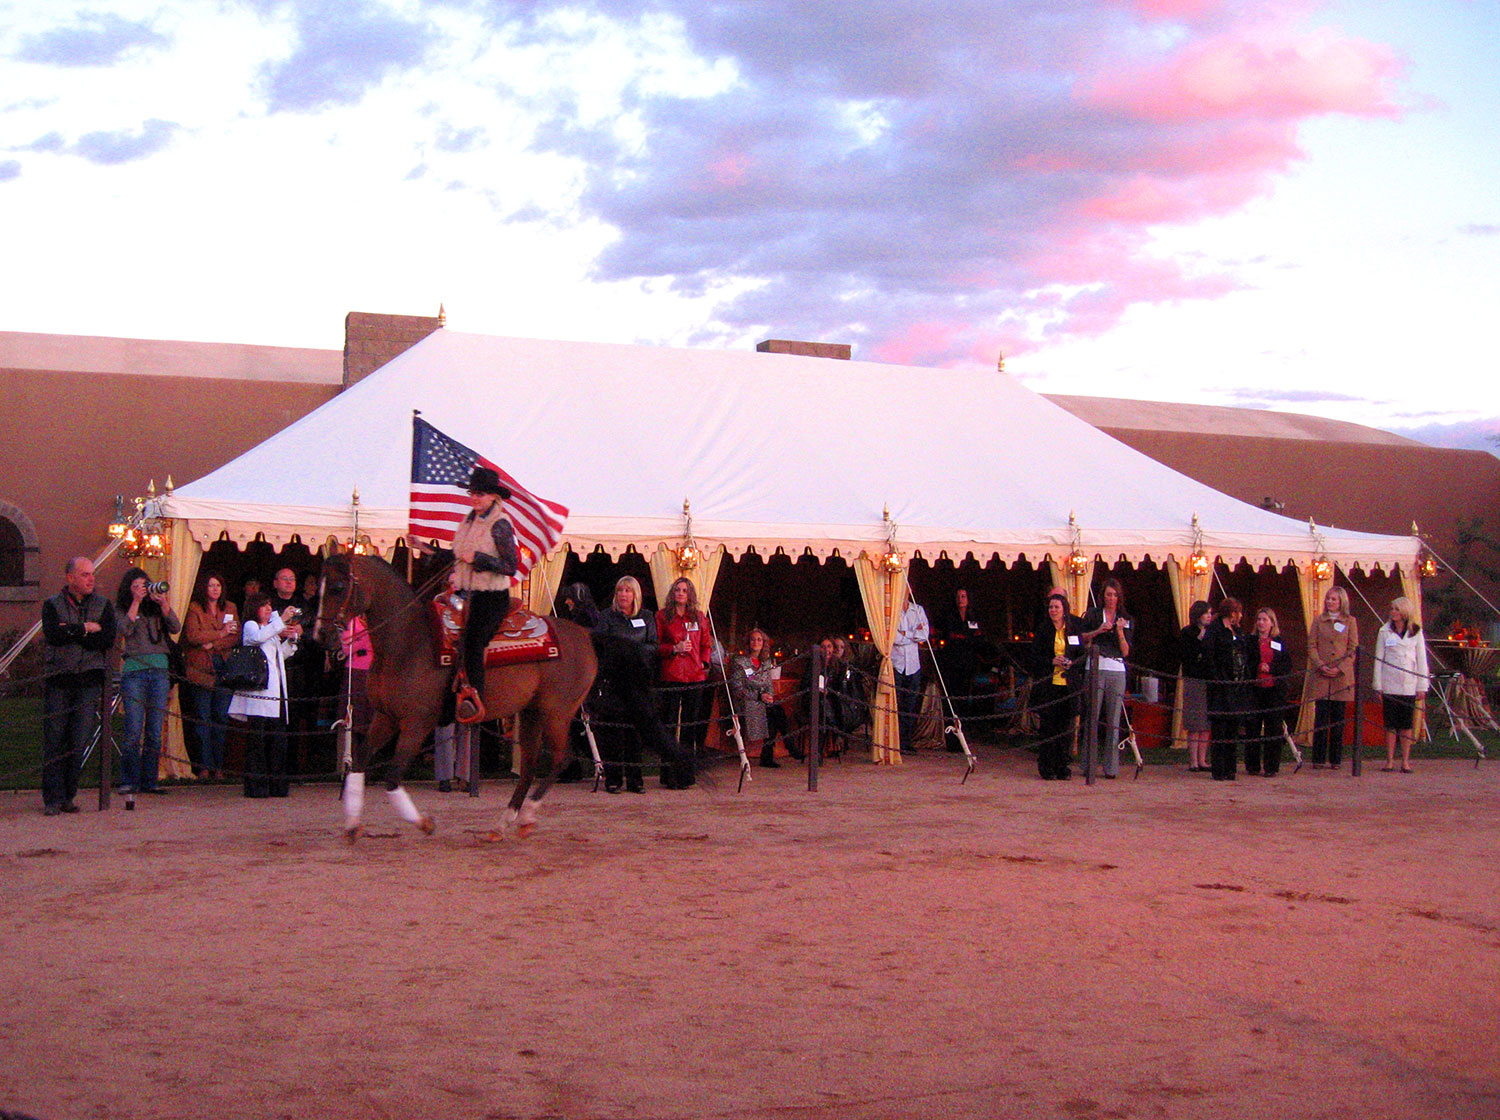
[656,577,711,777]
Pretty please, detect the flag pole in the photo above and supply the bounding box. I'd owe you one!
[408,409,421,583]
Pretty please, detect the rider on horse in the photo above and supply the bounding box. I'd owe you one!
[445,466,519,722]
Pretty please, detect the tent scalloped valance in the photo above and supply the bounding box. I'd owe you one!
[179,519,1415,576]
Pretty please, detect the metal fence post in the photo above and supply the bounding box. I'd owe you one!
[1350,646,1364,777]
[807,644,822,793]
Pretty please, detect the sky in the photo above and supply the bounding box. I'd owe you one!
[1,0,1497,450]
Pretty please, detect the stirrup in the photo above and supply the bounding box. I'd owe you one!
[456,684,486,725]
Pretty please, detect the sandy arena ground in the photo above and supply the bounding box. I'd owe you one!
[2,747,1498,1120]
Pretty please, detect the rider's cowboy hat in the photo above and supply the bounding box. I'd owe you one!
[466,466,511,499]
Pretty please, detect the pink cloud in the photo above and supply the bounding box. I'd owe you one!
[869,320,967,367]
[1113,0,1223,20]
[1078,165,1271,224]
[705,151,752,189]
[1090,27,1404,122]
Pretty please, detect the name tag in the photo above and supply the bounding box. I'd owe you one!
[1385,632,1400,645]
[743,666,755,678]
[630,618,645,628]
[968,621,978,630]
[1271,641,1282,652]
[1333,622,1346,633]
[1067,635,1080,646]
[686,622,699,633]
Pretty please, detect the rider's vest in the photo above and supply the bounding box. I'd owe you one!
[452,503,513,593]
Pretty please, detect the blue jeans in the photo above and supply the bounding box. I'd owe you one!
[120,668,171,792]
[185,682,233,773]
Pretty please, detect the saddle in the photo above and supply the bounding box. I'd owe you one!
[429,597,561,670]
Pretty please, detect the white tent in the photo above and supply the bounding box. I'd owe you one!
[163,330,1420,762]
[166,329,1412,567]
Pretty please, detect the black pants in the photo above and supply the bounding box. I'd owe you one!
[1032,681,1074,779]
[42,678,99,809]
[1245,689,1288,775]
[1209,714,1245,779]
[243,715,289,798]
[463,590,512,690]
[595,718,644,791]
[659,681,711,756]
[1312,698,1347,766]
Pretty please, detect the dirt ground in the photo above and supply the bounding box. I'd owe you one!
[2,747,1498,1120]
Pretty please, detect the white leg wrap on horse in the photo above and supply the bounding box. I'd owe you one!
[387,785,423,824]
[343,772,365,827]
[518,798,541,827]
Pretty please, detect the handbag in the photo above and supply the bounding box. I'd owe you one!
[216,644,269,691]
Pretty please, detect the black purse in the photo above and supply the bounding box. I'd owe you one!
[216,644,269,691]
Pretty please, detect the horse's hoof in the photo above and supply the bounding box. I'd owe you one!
[478,829,506,844]
[515,821,536,839]
[417,816,436,836]
[344,824,362,845]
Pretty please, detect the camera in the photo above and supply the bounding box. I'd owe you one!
[146,580,169,596]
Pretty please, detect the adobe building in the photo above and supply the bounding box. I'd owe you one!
[2,314,1496,649]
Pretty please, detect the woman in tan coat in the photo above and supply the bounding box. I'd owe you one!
[1305,586,1359,769]
[182,573,240,779]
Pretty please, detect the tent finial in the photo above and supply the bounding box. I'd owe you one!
[996,349,1005,373]
[437,303,446,327]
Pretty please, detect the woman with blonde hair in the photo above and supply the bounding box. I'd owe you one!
[729,628,779,767]
[1246,607,1293,776]
[1305,585,1359,769]
[593,575,658,792]
[1372,596,1429,773]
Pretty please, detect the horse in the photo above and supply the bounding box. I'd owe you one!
[314,552,597,841]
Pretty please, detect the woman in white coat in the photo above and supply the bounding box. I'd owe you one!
[229,592,301,797]
[1370,596,1429,773]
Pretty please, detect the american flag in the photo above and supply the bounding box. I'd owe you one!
[409,415,567,577]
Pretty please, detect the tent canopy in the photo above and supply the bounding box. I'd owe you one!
[165,330,1416,572]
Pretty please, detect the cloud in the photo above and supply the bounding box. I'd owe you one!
[14,11,169,67]
[73,119,181,164]
[256,0,442,113]
[435,123,486,153]
[1462,223,1500,238]
[24,132,67,153]
[0,160,20,182]
[1224,387,1377,405]
[504,1,1406,363]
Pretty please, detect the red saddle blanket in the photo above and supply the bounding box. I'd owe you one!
[429,599,561,669]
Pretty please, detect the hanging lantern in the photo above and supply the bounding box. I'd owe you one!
[1188,551,1211,578]
[1310,555,1333,582]
[879,505,903,573]
[1417,550,1438,579]
[677,498,701,570]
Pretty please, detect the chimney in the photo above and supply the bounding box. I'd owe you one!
[755,339,851,360]
[343,309,445,388]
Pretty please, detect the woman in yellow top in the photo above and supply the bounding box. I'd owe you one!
[1029,592,1086,781]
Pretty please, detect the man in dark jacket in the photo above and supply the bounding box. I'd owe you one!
[41,556,116,815]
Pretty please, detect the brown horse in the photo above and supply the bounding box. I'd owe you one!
[315,552,597,841]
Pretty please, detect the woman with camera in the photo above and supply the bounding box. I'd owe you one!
[228,592,302,797]
[115,568,182,795]
[182,573,239,780]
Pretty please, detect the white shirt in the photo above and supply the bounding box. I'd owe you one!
[891,603,929,675]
